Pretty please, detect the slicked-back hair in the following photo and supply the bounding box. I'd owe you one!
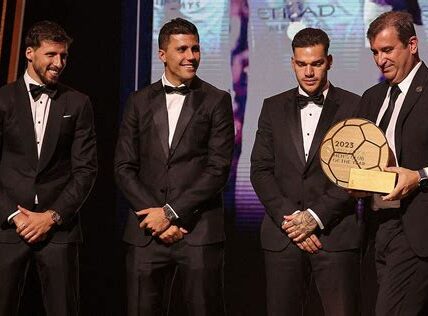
[158,18,199,50]
[25,20,73,49]
[292,28,330,55]
[367,11,416,46]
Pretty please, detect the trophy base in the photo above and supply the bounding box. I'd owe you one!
[348,168,396,194]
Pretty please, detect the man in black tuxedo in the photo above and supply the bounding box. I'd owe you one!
[115,18,234,316]
[251,28,361,316]
[358,11,428,315]
[0,21,97,315]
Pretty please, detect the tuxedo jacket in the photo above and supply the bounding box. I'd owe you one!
[0,77,97,243]
[115,76,234,247]
[251,85,361,251]
[358,62,428,257]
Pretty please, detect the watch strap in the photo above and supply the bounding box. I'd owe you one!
[48,210,62,225]
[163,204,179,222]
[418,168,427,180]
[418,168,428,193]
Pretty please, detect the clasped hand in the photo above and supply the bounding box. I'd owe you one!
[136,207,188,244]
[158,225,188,244]
[282,210,318,242]
[13,206,54,243]
[281,210,321,253]
[137,207,170,236]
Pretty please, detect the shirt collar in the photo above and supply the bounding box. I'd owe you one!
[396,61,422,96]
[24,70,44,92]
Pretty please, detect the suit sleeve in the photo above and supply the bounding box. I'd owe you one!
[49,97,97,224]
[310,185,355,228]
[0,186,16,225]
[311,92,361,228]
[0,108,17,225]
[250,100,298,228]
[114,94,158,210]
[167,93,234,224]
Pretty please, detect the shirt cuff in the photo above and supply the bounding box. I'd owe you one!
[165,203,179,219]
[307,208,325,230]
[7,210,21,224]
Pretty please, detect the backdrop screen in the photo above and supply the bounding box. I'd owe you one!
[147,0,428,231]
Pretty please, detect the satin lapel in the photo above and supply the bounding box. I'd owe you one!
[14,79,38,170]
[38,89,65,172]
[395,63,428,162]
[150,81,169,160]
[169,89,200,157]
[305,87,339,170]
[285,91,305,168]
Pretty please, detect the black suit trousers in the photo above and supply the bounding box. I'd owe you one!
[125,239,225,316]
[0,240,79,316]
[264,243,360,316]
[372,211,428,316]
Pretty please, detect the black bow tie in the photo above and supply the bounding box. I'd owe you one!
[164,85,190,95]
[296,94,324,109]
[29,83,57,101]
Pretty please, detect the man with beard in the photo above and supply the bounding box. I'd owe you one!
[115,18,234,315]
[0,21,97,315]
[251,28,361,315]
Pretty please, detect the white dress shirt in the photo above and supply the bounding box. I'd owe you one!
[161,73,191,218]
[372,62,422,210]
[299,86,326,160]
[296,85,330,229]
[162,74,188,147]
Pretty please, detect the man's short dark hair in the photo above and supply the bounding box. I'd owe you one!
[25,20,73,49]
[367,11,416,46]
[158,18,199,50]
[292,28,330,55]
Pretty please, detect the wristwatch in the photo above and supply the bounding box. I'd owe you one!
[418,169,428,193]
[163,204,178,222]
[47,210,63,225]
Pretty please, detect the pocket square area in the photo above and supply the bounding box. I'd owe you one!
[63,115,72,118]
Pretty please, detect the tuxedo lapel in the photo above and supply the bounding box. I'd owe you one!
[305,86,340,169]
[284,90,305,168]
[395,63,428,161]
[38,88,65,172]
[150,81,169,160]
[14,78,38,170]
[169,78,203,157]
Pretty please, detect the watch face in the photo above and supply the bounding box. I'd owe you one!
[163,206,174,220]
[420,178,428,193]
[50,211,62,224]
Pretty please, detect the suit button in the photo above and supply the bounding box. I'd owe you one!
[160,188,166,193]
[302,175,307,180]
[297,201,302,205]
